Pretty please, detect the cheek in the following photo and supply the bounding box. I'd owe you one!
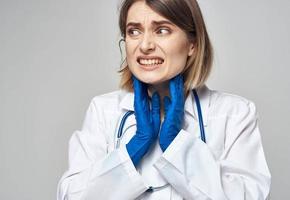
[162,41,189,71]
[125,43,131,58]
[125,41,138,68]
[125,40,137,56]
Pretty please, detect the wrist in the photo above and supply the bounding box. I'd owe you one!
[135,130,156,142]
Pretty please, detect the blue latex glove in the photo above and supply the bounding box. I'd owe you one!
[126,76,161,167]
[159,74,185,152]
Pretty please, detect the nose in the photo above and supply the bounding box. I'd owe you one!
[139,32,156,53]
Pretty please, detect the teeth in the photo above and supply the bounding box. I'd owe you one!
[139,59,163,65]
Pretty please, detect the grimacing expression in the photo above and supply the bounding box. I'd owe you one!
[125,1,194,84]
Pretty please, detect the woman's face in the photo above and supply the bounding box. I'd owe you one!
[125,1,194,84]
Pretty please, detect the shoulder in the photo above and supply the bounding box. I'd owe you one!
[91,90,123,104]
[209,88,258,118]
[88,89,129,112]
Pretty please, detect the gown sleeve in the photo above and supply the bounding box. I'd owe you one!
[57,98,148,200]
[153,100,271,200]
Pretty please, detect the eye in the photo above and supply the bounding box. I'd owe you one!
[156,27,171,35]
[127,28,141,36]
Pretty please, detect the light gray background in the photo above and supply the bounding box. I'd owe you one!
[0,0,289,199]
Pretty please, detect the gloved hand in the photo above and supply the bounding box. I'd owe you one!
[159,74,185,152]
[126,76,161,167]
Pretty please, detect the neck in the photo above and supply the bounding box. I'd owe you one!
[148,81,169,98]
[148,81,170,120]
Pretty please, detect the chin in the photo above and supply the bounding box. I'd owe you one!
[130,67,169,84]
[139,76,159,84]
[138,75,166,85]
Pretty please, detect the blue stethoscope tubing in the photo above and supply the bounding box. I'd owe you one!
[116,89,206,148]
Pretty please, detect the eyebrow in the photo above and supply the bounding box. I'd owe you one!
[126,20,174,28]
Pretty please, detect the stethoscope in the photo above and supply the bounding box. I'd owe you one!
[115,89,206,193]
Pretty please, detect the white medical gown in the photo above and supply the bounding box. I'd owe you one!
[57,85,271,200]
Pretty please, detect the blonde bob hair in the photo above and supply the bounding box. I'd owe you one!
[118,0,213,98]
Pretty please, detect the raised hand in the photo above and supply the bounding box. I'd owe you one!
[159,74,185,152]
[126,75,161,166]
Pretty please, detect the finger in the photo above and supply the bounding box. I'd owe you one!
[169,74,180,102]
[133,75,149,102]
[169,74,184,103]
[151,91,161,135]
[177,74,185,104]
[163,96,171,115]
[132,75,140,101]
[133,75,148,101]
[133,76,150,119]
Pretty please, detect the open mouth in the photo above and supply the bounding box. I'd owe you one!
[137,58,164,66]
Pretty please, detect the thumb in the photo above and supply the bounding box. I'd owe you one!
[163,96,171,116]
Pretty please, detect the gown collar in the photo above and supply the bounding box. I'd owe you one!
[119,84,212,125]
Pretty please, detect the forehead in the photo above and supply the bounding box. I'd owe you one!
[126,1,168,24]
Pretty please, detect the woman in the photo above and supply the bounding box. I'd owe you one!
[57,0,271,199]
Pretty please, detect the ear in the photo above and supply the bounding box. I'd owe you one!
[187,42,195,57]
